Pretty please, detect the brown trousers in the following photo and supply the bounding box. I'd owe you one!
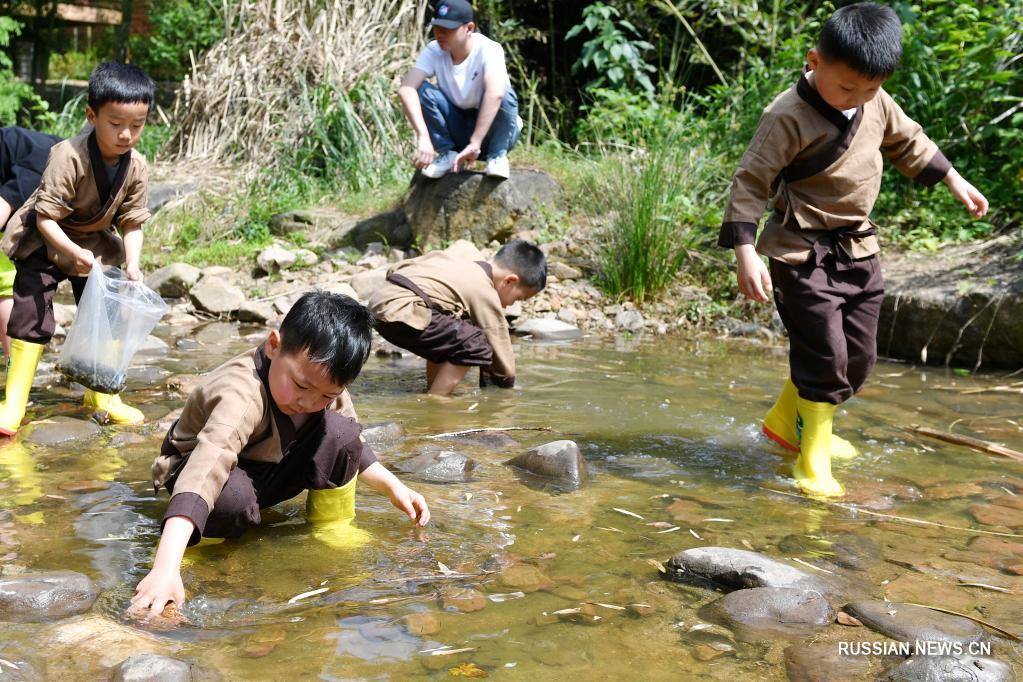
[9,246,87,344]
[770,254,884,405]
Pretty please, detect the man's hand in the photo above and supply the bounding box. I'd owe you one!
[130,566,185,617]
[125,263,143,282]
[943,168,989,219]
[387,483,431,527]
[735,243,772,303]
[453,142,481,173]
[71,247,95,276]
[414,135,436,170]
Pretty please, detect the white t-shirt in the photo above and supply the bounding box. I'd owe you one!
[413,33,510,110]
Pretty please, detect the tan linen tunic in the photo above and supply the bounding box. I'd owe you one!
[368,244,516,385]
[152,347,373,530]
[719,74,950,264]
[1,130,150,274]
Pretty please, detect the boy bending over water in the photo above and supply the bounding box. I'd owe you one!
[719,3,987,496]
[132,292,429,616]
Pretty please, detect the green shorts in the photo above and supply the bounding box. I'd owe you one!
[0,253,14,298]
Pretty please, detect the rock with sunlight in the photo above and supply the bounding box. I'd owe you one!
[401,449,476,483]
[844,600,985,644]
[880,655,1016,682]
[22,417,101,447]
[0,571,98,622]
[505,440,587,487]
[663,547,832,594]
[513,317,583,340]
[145,263,201,299]
[699,586,834,642]
[110,653,210,682]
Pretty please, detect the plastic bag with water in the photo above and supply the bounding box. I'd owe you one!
[57,264,168,394]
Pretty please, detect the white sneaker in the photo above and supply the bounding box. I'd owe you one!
[485,154,510,179]
[422,151,457,179]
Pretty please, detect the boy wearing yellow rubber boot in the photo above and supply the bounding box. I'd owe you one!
[0,63,155,434]
[719,3,988,497]
[131,292,430,617]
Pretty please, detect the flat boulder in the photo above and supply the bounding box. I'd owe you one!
[402,169,560,249]
[880,656,1015,682]
[513,317,583,341]
[699,587,834,642]
[190,277,245,315]
[145,263,200,298]
[663,547,831,594]
[256,245,297,273]
[22,416,101,447]
[844,600,985,645]
[402,450,475,483]
[0,570,98,622]
[110,654,193,682]
[349,267,388,302]
[361,422,405,446]
[505,440,587,487]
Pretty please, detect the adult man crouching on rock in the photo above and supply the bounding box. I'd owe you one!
[398,0,522,180]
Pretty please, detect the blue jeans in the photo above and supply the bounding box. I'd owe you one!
[417,82,520,160]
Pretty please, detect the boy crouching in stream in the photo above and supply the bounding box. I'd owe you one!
[131,292,430,616]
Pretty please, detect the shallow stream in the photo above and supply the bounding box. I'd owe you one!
[1,323,1022,679]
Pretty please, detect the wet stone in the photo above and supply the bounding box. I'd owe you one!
[880,655,1015,682]
[691,642,732,662]
[453,430,519,450]
[843,479,922,511]
[505,440,587,487]
[699,587,834,642]
[0,645,43,681]
[58,480,110,493]
[883,573,980,614]
[844,600,985,645]
[165,374,203,397]
[513,318,583,341]
[21,417,101,447]
[110,654,192,682]
[970,503,1023,529]
[361,422,405,446]
[784,642,873,682]
[439,588,486,612]
[552,585,587,601]
[924,482,986,501]
[498,564,551,593]
[663,547,832,594]
[0,570,98,622]
[402,612,441,635]
[403,450,475,483]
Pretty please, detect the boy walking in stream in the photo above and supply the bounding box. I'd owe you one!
[719,3,988,496]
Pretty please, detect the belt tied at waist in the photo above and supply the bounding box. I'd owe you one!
[809,225,877,270]
[386,273,438,310]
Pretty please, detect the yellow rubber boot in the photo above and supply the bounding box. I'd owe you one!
[793,398,845,498]
[763,378,859,460]
[0,442,43,507]
[0,339,45,436]
[83,390,145,425]
[306,476,372,549]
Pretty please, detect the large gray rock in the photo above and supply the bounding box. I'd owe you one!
[110,654,192,682]
[145,263,201,298]
[663,547,831,594]
[879,233,1023,368]
[147,182,198,213]
[845,600,985,645]
[256,245,297,273]
[401,170,560,249]
[880,656,1015,682]
[402,450,476,483]
[361,422,406,446]
[0,570,98,622]
[190,277,245,315]
[342,210,414,250]
[505,440,587,486]
[513,318,583,340]
[349,267,388,301]
[699,587,834,642]
[22,416,101,447]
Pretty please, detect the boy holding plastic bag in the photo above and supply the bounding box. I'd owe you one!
[0,62,154,435]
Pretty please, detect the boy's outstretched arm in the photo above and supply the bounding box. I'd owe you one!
[122,223,144,281]
[359,462,430,527]
[131,515,194,615]
[943,168,989,219]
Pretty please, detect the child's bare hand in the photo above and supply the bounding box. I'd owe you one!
[73,247,95,276]
[944,168,989,219]
[735,244,773,303]
[130,567,185,617]
[389,484,430,527]
[125,264,143,281]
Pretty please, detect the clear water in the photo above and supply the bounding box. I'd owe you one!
[2,324,1022,679]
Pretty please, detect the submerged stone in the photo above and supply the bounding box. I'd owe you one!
[439,587,486,612]
[880,655,1015,682]
[110,654,192,682]
[402,450,475,483]
[361,422,405,446]
[21,417,101,447]
[401,612,441,636]
[0,570,98,622]
[505,440,587,486]
[844,600,985,645]
[784,642,874,682]
[513,318,582,340]
[699,587,834,642]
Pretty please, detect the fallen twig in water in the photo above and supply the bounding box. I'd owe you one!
[905,603,1021,642]
[905,425,1023,462]
[758,486,1023,538]
[378,572,483,583]
[426,426,554,439]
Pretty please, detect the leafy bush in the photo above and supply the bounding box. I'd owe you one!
[0,18,52,126]
[566,2,656,95]
[130,0,224,80]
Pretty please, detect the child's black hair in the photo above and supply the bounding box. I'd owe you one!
[87,62,155,112]
[279,291,375,386]
[818,2,902,79]
[494,239,547,292]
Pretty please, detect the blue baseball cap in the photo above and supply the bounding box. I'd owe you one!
[430,0,474,29]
